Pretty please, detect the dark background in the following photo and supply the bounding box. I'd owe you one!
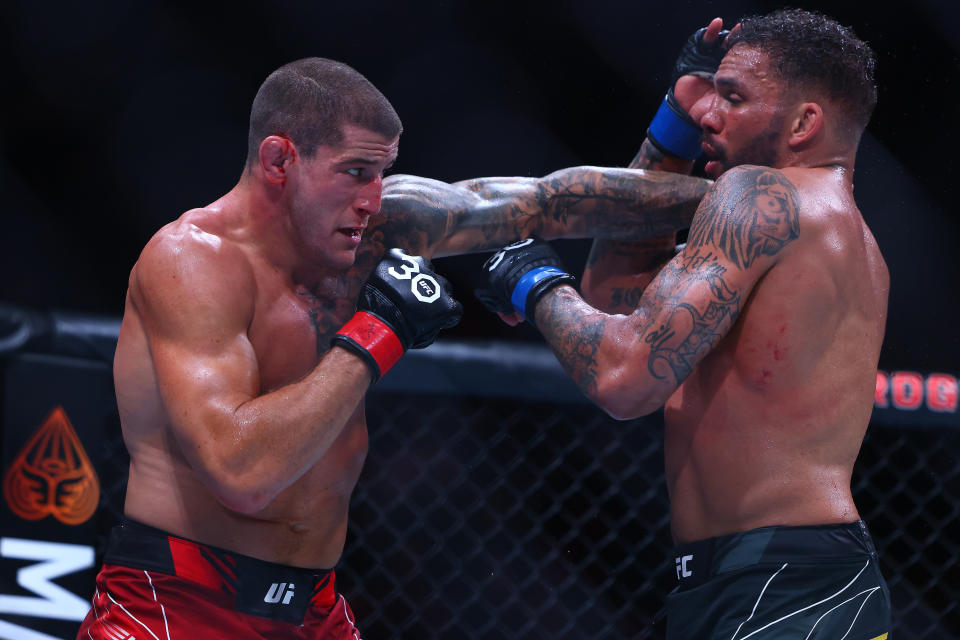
[2,0,958,371]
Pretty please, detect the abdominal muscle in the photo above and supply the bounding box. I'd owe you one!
[122,408,369,569]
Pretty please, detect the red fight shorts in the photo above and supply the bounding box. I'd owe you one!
[76,519,362,639]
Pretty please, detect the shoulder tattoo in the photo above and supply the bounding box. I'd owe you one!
[687,167,800,269]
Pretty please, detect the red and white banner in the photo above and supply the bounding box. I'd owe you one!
[874,370,959,427]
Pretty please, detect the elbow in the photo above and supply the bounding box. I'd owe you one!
[202,456,283,515]
[590,371,667,421]
[214,485,274,515]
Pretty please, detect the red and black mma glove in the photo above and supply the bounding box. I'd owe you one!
[474,238,576,329]
[333,248,462,382]
[647,25,730,160]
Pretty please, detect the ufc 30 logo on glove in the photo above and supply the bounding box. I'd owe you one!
[333,248,462,381]
[387,249,441,303]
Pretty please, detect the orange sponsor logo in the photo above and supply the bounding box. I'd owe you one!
[3,406,100,525]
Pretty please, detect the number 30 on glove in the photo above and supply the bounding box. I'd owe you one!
[334,248,462,381]
[474,237,576,329]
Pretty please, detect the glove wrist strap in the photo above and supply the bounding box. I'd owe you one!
[512,266,569,319]
[334,311,405,381]
[647,94,703,160]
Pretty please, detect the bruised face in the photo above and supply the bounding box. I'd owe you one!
[690,44,791,179]
[287,124,399,270]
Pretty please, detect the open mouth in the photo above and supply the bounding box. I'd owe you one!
[339,227,364,240]
[701,142,723,177]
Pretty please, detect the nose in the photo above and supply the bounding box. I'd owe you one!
[355,175,384,216]
[694,90,722,134]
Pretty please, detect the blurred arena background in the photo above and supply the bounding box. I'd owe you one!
[1,0,958,638]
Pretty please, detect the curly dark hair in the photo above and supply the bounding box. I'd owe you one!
[245,57,402,166]
[727,8,877,140]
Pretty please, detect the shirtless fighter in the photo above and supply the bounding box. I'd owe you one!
[77,57,711,638]
[479,10,892,639]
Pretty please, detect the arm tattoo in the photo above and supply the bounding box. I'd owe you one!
[373,181,456,255]
[535,168,707,239]
[536,292,607,398]
[642,249,740,384]
[610,286,646,309]
[640,168,798,384]
[584,138,699,308]
[687,167,800,269]
[374,170,710,258]
[628,138,668,170]
[296,285,357,355]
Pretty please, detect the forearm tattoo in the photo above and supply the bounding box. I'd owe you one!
[584,138,698,305]
[641,249,740,384]
[535,167,708,240]
[628,138,669,171]
[536,290,609,398]
[371,169,709,259]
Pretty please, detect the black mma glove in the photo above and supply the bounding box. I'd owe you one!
[333,248,462,381]
[647,25,731,160]
[474,238,576,328]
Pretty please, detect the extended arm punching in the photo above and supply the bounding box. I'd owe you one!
[482,166,800,418]
[366,165,711,261]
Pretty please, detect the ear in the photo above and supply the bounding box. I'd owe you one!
[258,136,296,185]
[788,102,823,148]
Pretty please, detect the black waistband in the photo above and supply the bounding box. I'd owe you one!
[671,521,877,589]
[104,518,336,623]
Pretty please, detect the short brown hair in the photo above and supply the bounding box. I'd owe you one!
[245,57,402,165]
[728,9,877,141]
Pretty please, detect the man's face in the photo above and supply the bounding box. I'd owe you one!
[287,124,399,270]
[691,44,790,179]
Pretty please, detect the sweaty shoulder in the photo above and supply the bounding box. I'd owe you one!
[130,210,256,330]
[688,164,801,270]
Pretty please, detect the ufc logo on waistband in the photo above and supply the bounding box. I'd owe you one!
[675,554,693,579]
[264,582,295,605]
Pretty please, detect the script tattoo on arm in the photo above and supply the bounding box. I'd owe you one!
[536,166,800,400]
[642,166,799,384]
[641,249,741,384]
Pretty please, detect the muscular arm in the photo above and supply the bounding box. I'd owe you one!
[367,166,710,259]
[134,226,372,514]
[533,166,800,418]
[582,140,698,313]
[582,22,726,313]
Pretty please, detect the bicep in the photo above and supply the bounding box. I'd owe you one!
[132,238,260,457]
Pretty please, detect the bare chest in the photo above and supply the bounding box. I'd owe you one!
[247,279,362,392]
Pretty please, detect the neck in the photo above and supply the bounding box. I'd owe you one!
[224,175,303,277]
[781,147,855,178]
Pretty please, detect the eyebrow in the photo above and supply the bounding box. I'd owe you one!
[337,157,381,166]
[337,156,397,172]
[715,76,741,92]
